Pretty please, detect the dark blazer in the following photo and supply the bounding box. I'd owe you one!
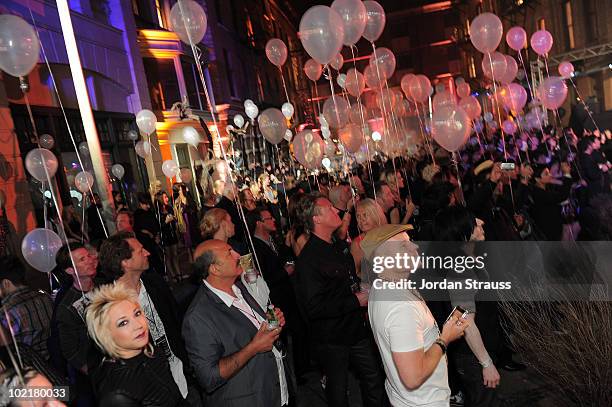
[182,280,282,407]
[251,236,295,312]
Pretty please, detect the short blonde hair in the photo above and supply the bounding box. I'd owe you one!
[356,198,387,230]
[86,283,141,359]
[199,208,229,239]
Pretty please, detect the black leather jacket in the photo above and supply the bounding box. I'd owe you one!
[95,351,183,407]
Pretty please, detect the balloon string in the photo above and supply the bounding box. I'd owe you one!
[349,45,376,200]
[274,145,291,230]
[568,77,601,133]
[177,1,263,278]
[517,50,549,154]
[451,152,466,206]
[325,65,343,132]
[27,4,108,239]
[415,101,436,165]
[313,83,322,117]
[279,66,291,104]
[486,52,507,159]
[370,42,391,154]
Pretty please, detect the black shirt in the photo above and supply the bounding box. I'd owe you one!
[295,234,366,346]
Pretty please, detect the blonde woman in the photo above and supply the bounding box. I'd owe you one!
[86,283,183,407]
[350,198,388,279]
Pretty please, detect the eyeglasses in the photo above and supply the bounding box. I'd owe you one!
[260,217,274,221]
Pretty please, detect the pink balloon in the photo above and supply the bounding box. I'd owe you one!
[433,90,456,111]
[299,6,344,65]
[339,123,364,153]
[502,119,517,135]
[537,76,568,110]
[265,38,287,67]
[407,75,431,103]
[323,96,350,128]
[500,83,527,112]
[376,88,398,110]
[331,0,367,46]
[345,68,366,97]
[330,52,344,70]
[530,30,553,56]
[481,52,507,81]
[304,59,322,81]
[506,26,527,51]
[400,74,416,97]
[558,61,574,79]
[432,106,471,152]
[364,64,385,89]
[459,96,482,120]
[293,130,325,169]
[499,55,518,85]
[469,13,503,53]
[457,82,471,98]
[362,1,386,42]
[369,47,396,79]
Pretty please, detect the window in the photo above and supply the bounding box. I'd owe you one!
[223,49,237,98]
[182,59,202,110]
[564,2,575,49]
[468,55,476,78]
[143,58,181,111]
[538,18,545,30]
[155,0,166,28]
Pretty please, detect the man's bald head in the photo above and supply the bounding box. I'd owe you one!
[193,239,225,280]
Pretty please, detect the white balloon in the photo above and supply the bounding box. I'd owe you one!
[321,127,331,139]
[169,0,208,45]
[127,130,139,141]
[25,148,58,182]
[337,73,347,89]
[135,140,151,158]
[112,164,125,179]
[322,157,331,168]
[233,114,245,128]
[21,228,63,273]
[183,126,200,147]
[284,129,293,142]
[162,160,179,178]
[75,171,94,193]
[136,109,157,136]
[39,134,54,150]
[0,15,40,78]
[78,141,90,157]
[281,102,294,119]
[245,103,259,120]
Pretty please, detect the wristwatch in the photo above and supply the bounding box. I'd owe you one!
[433,338,447,354]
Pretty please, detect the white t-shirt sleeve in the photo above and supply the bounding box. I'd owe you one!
[385,302,425,353]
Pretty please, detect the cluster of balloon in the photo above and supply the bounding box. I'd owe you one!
[431,105,471,153]
[25,148,58,182]
[162,160,179,178]
[244,99,259,121]
[258,108,286,145]
[136,109,157,136]
[293,130,325,169]
[338,123,363,153]
[74,171,94,193]
[459,95,482,120]
[169,0,208,45]
[111,164,125,179]
[135,140,152,158]
[401,74,432,103]
[331,0,367,46]
[21,228,63,273]
[265,38,288,67]
[0,15,40,78]
[182,126,200,148]
[39,134,55,150]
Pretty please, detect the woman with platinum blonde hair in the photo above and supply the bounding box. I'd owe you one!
[86,283,183,406]
[350,198,388,280]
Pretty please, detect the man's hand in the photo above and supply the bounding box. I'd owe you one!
[483,364,501,388]
[273,307,286,328]
[249,323,281,354]
[355,290,369,307]
[440,316,469,344]
[490,163,502,183]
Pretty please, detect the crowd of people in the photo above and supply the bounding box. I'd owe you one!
[1,123,611,407]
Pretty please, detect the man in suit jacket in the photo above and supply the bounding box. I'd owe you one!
[246,207,309,380]
[183,239,290,406]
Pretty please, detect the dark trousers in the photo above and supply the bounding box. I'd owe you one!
[315,338,387,407]
[452,352,502,407]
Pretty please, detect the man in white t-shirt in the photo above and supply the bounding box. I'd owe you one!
[362,225,469,406]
